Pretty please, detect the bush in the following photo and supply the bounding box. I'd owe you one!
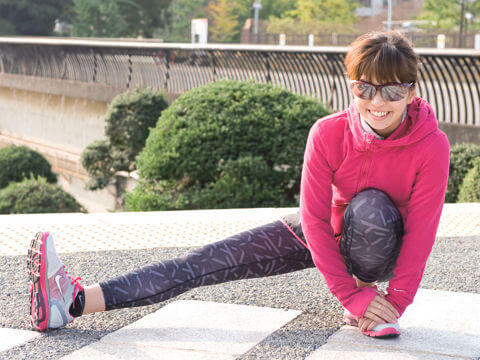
[457,157,480,202]
[82,88,168,190]
[446,143,480,203]
[0,177,85,214]
[80,140,115,190]
[127,80,330,211]
[0,146,57,189]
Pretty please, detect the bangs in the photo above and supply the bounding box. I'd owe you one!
[357,44,411,84]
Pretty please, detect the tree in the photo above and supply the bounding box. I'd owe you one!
[120,0,173,38]
[71,0,127,37]
[206,0,239,42]
[159,0,207,42]
[417,0,480,31]
[267,0,358,34]
[290,0,357,24]
[0,0,68,36]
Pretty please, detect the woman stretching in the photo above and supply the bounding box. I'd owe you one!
[28,31,449,339]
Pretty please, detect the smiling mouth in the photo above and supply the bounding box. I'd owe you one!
[369,110,390,118]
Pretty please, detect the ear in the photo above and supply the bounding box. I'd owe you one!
[406,84,416,104]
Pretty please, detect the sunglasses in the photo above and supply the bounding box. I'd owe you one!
[350,80,415,102]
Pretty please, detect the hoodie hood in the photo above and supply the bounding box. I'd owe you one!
[347,97,439,150]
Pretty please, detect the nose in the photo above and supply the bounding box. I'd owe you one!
[371,90,386,105]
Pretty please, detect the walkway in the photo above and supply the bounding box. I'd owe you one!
[0,204,479,359]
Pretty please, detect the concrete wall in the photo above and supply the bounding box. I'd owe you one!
[0,74,130,212]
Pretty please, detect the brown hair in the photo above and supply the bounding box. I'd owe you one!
[344,31,418,84]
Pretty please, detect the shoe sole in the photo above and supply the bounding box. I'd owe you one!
[27,232,49,331]
[362,328,401,339]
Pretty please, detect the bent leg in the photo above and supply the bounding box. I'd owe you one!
[340,188,404,283]
[99,220,314,311]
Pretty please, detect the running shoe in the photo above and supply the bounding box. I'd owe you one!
[28,232,83,331]
[344,309,401,338]
[362,322,401,338]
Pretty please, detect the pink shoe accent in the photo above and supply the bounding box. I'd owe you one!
[362,323,401,338]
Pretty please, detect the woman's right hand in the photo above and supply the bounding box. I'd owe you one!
[363,295,399,325]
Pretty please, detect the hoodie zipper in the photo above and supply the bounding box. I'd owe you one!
[356,137,374,193]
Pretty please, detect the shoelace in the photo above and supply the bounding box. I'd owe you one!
[63,265,82,309]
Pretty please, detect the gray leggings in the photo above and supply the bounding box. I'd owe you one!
[100,189,403,310]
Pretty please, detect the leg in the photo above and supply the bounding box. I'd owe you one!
[340,188,403,283]
[340,188,403,338]
[98,220,314,311]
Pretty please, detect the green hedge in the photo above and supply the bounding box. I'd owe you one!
[457,157,480,202]
[82,88,168,190]
[126,80,329,211]
[0,177,85,214]
[0,146,57,189]
[446,143,480,203]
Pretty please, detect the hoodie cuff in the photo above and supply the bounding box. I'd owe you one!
[345,286,378,318]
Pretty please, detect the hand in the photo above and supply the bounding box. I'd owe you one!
[363,295,399,325]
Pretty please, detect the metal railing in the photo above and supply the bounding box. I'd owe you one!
[0,37,479,126]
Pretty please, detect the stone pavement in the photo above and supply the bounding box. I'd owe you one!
[0,203,479,359]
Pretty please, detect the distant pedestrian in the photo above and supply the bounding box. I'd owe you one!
[28,31,449,339]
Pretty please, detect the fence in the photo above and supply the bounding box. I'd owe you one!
[0,37,479,126]
[253,32,480,49]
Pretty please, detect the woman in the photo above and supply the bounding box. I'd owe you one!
[28,31,449,339]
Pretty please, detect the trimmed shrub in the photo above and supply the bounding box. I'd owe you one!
[0,177,85,214]
[104,87,169,170]
[82,88,168,190]
[457,157,480,202]
[126,80,330,211]
[0,146,57,189]
[446,143,480,203]
[80,140,115,190]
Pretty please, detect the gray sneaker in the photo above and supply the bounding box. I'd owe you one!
[28,232,83,331]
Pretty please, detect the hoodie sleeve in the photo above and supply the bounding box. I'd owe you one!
[385,132,450,316]
[300,120,378,317]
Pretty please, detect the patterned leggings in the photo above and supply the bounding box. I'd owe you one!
[100,189,403,310]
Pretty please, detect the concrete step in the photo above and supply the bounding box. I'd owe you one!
[308,289,480,359]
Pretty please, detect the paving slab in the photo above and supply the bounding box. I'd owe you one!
[308,289,480,359]
[0,328,41,352]
[59,300,302,360]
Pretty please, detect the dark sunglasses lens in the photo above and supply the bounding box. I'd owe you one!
[352,83,375,99]
[381,84,408,101]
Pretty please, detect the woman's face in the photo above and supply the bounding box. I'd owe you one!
[355,76,416,138]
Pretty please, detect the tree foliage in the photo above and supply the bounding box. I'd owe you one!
[0,0,68,36]
[417,0,480,31]
[71,0,127,37]
[206,0,239,43]
[267,0,357,34]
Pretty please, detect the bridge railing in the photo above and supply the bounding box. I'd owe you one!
[0,37,478,126]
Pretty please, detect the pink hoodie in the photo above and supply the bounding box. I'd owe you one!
[300,97,450,318]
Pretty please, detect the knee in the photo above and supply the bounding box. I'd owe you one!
[345,188,402,228]
[341,188,404,283]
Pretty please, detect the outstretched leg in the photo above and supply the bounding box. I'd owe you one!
[28,217,313,330]
[99,220,314,310]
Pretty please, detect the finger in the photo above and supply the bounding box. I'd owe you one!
[367,320,378,331]
[371,302,397,323]
[361,318,374,332]
[363,310,386,324]
[371,297,399,321]
[377,297,400,317]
